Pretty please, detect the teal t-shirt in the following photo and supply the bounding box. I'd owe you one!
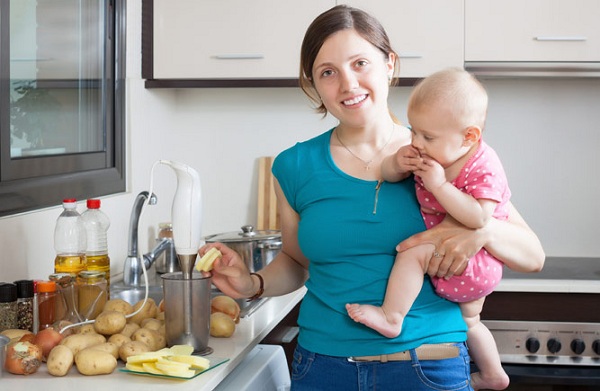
[272,129,467,357]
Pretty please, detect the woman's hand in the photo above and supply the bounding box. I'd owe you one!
[397,216,484,279]
[197,242,256,299]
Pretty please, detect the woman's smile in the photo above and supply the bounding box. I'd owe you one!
[342,94,368,107]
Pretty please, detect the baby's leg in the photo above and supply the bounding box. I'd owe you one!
[346,243,433,338]
[461,298,510,391]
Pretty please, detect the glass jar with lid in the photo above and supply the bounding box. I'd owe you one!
[77,270,107,320]
[0,283,18,332]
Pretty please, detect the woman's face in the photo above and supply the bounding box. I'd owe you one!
[312,29,394,128]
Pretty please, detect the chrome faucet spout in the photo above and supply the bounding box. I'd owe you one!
[123,191,157,287]
[143,238,174,270]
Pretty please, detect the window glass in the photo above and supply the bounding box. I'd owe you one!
[10,0,104,158]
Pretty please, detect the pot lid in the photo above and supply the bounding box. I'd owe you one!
[205,225,280,243]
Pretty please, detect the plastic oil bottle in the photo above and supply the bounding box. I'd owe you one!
[81,199,111,292]
[54,199,87,276]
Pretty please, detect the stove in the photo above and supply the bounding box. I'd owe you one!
[480,257,600,388]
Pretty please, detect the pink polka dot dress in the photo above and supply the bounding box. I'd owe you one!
[415,141,511,303]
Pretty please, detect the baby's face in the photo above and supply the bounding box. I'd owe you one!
[407,106,470,168]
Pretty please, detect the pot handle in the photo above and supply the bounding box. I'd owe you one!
[258,241,282,250]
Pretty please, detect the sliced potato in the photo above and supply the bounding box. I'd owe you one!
[169,355,209,370]
[170,344,194,356]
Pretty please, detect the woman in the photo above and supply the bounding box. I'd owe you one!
[201,5,544,390]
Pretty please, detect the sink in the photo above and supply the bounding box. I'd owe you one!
[110,284,164,305]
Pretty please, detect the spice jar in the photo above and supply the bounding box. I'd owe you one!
[37,280,57,331]
[0,283,18,332]
[77,270,107,320]
[14,280,35,332]
[49,273,81,324]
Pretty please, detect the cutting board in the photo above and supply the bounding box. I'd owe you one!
[257,156,280,230]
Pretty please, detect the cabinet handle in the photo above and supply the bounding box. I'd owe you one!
[213,54,265,60]
[397,52,423,59]
[534,36,587,42]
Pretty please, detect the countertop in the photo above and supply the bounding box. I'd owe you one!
[496,256,600,293]
[0,287,306,390]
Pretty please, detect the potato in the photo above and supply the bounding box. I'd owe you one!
[211,295,241,323]
[118,340,151,362]
[210,312,236,338]
[77,324,97,335]
[75,348,117,375]
[155,311,165,321]
[107,333,131,349]
[46,345,74,377]
[131,328,164,351]
[94,310,127,335]
[103,298,134,315]
[155,332,166,350]
[140,318,162,331]
[129,298,158,325]
[1,329,33,343]
[60,333,106,355]
[120,322,140,338]
[88,341,119,359]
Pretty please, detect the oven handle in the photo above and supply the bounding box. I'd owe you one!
[498,364,600,386]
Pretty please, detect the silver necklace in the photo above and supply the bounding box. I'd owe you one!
[335,125,394,170]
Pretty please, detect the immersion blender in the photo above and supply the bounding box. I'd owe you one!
[160,160,202,278]
[159,160,209,352]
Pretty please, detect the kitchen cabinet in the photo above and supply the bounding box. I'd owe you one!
[340,1,464,78]
[146,0,334,82]
[465,0,600,62]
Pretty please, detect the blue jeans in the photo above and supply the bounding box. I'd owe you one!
[291,343,473,391]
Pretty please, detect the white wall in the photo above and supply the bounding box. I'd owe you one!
[1,2,598,283]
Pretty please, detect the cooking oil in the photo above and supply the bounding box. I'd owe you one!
[54,254,87,275]
[85,254,110,294]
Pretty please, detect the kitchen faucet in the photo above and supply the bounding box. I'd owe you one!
[122,191,175,287]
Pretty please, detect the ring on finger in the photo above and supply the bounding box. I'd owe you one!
[433,251,444,258]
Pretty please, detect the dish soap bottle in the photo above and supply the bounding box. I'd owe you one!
[54,199,87,276]
[81,199,111,292]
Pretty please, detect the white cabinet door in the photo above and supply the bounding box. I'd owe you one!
[339,1,464,78]
[152,0,335,79]
[465,0,600,62]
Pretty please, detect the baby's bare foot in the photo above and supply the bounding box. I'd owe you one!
[345,303,403,338]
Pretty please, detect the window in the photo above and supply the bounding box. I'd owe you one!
[0,0,125,216]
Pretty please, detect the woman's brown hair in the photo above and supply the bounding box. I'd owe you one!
[299,5,399,114]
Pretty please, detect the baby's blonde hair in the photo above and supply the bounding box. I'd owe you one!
[408,67,488,130]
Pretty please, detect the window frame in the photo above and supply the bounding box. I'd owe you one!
[0,0,126,217]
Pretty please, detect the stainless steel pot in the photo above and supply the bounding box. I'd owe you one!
[204,225,281,273]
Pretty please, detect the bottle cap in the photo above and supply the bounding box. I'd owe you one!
[87,199,101,209]
[37,280,57,293]
[0,282,17,302]
[13,279,34,298]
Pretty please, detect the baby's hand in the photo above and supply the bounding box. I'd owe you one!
[395,145,422,174]
[414,158,446,191]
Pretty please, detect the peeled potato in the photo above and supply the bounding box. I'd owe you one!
[211,295,241,323]
[196,247,222,272]
[210,312,235,338]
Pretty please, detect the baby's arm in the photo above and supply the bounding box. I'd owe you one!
[416,158,496,228]
[381,145,421,183]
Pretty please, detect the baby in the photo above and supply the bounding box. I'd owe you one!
[347,68,510,391]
